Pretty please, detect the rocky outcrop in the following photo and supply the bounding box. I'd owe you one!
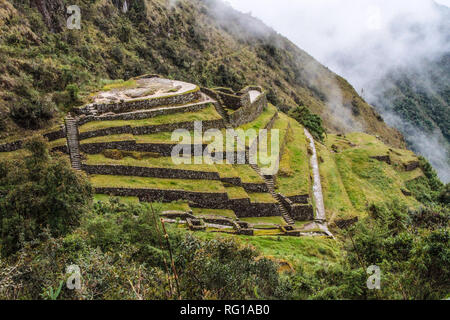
[371,155,391,165]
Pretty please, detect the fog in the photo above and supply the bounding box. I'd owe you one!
[225,0,450,182]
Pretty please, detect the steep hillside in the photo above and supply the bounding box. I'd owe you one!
[1,75,424,237]
[370,53,450,182]
[0,0,404,148]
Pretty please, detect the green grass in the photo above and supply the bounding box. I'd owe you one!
[248,193,277,204]
[195,232,341,271]
[225,186,249,200]
[238,104,278,132]
[328,136,421,215]
[135,131,191,144]
[84,153,218,172]
[0,149,31,160]
[150,201,191,212]
[78,105,221,133]
[191,208,237,220]
[93,194,140,204]
[233,165,264,184]
[240,216,285,225]
[101,79,138,91]
[80,134,136,144]
[90,175,225,193]
[276,119,311,197]
[258,113,290,172]
[48,138,67,148]
[316,142,358,222]
[215,164,240,179]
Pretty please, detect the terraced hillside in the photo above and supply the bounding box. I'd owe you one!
[0,75,425,238]
[0,0,405,150]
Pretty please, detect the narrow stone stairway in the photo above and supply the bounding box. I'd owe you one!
[247,150,295,225]
[65,115,82,170]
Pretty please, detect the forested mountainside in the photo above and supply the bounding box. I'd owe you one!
[370,52,450,182]
[0,0,404,147]
[0,0,448,301]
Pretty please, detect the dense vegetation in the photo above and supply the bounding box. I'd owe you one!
[0,0,404,148]
[372,53,450,181]
[0,140,448,300]
[288,105,325,142]
[0,0,448,301]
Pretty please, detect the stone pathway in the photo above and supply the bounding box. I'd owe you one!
[304,128,333,237]
[65,115,82,170]
[246,148,295,225]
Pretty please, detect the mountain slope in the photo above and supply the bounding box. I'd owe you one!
[0,0,405,148]
[370,53,450,182]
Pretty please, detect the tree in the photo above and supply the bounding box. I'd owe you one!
[0,136,92,256]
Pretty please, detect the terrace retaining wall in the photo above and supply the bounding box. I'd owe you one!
[76,89,202,116]
[229,93,267,127]
[82,164,221,181]
[279,193,314,221]
[77,101,211,126]
[96,187,229,207]
[79,119,226,140]
[80,140,209,156]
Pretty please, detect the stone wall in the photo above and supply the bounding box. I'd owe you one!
[81,140,209,156]
[79,119,226,140]
[43,127,66,141]
[0,127,66,154]
[82,164,221,181]
[229,93,267,127]
[370,155,391,165]
[95,187,229,207]
[404,161,420,171]
[242,183,269,193]
[334,217,359,229]
[191,197,280,218]
[287,194,310,204]
[0,140,23,152]
[290,204,314,221]
[238,85,263,95]
[279,193,314,221]
[75,89,202,116]
[214,91,243,110]
[77,101,211,126]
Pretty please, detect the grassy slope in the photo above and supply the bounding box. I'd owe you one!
[196,232,341,271]
[318,133,422,223]
[276,117,311,197]
[90,174,225,192]
[0,0,404,149]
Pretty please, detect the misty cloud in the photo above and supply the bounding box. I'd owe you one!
[226,0,450,182]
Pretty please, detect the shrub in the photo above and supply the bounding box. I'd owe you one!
[289,106,326,142]
[9,96,54,129]
[0,136,92,256]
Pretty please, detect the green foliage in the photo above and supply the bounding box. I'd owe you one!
[9,95,54,129]
[406,157,445,205]
[419,156,444,191]
[288,106,325,141]
[0,136,92,256]
[175,235,288,299]
[279,200,449,300]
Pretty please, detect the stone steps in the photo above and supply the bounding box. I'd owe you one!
[65,116,82,171]
[247,155,295,226]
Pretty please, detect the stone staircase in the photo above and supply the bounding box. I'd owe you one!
[86,104,99,116]
[65,116,82,170]
[246,149,295,225]
[214,102,233,129]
